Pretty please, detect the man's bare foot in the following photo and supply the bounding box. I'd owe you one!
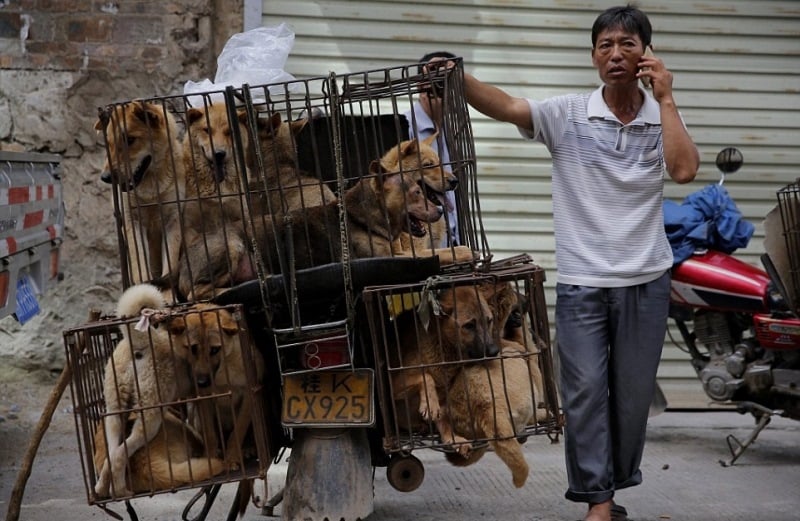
[585,499,612,521]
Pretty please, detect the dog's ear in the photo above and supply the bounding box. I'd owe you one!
[166,316,187,336]
[256,112,283,137]
[290,117,308,136]
[132,101,162,129]
[185,107,206,127]
[95,105,112,131]
[400,138,420,158]
[237,109,250,127]
[219,312,240,336]
[422,132,439,147]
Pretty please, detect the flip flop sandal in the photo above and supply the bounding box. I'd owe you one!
[611,502,629,521]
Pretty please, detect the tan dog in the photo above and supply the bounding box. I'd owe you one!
[96,101,183,282]
[174,162,442,299]
[442,281,540,488]
[389,284,499,452]
[249,112,336,217]
[168,303,265,469]
[182,101,250,219]
[94,283,194,498]
[93,408,226,495]
[382,135,474,264]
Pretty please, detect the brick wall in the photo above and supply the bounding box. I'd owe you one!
[0,0,244,373]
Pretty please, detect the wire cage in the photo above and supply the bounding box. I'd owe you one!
[363,257,561,466]
[63,303,270,506]
[85,59,560,504]
[777,180,800,313]
[95,59,484,308]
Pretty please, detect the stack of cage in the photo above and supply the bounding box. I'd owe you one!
[66,58,560,508]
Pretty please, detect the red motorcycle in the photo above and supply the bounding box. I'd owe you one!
[665,147,800,465]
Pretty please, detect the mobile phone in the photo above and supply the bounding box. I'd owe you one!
[640,45,654,89]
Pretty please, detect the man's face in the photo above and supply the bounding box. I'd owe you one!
[591,28,646,86]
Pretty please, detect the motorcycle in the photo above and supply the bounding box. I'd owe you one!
[664,147,800,466]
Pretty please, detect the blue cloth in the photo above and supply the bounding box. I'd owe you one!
[663,183,754,264]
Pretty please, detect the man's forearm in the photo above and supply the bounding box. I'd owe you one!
[661,98,699,184]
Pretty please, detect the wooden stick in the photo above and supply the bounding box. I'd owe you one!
[5,309,101,521]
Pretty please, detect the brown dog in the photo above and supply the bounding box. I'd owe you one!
[168,303,265,469]
[96,101,183,282]
[389,284,499,452]
[249,112,336,217]
[94,283,194,498]
[182,101,250,221]
[382,135,474,264]
[442,281,543,488]
[174,161,442,299]
[93,408,226,496]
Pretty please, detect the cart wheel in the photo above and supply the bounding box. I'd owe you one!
[386,454,425,492]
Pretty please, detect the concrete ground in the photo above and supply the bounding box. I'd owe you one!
[2,372,799,521]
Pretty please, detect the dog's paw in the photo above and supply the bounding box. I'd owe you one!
[419,400,441,421]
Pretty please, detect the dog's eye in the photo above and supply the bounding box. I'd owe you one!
[126,136,136,147]
[210,346,221,356]
[463,319,476,332]
[134,350,144,360]
[190,344,199,355]
[423,161,435,168]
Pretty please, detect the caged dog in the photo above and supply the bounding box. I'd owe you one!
[95,101,183,282]
[94,283,208,498]
[174,158,444,300]
[93,407,226,495]
[249,112,336,218]
[389,284,499,453]
[442,281,544,488]
[387,134,468,259]
[182,101,251,223]
[167,303,265,468]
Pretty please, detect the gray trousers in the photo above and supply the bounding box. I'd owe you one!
[555,271,670,504]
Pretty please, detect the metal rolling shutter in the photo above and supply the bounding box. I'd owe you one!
[261,0,800,407]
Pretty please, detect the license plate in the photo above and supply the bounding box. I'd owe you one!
[282,369,374,427]
[15,275,40,325]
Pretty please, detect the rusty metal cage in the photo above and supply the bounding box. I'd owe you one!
[96,60,484,311]
[777,180,800,313]
[363,256,561,463]
[64,303,270,507]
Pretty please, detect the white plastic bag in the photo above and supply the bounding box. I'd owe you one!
[184,23,297,104]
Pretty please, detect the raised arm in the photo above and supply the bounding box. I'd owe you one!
[639,52,699,184]
[462,72,534,132]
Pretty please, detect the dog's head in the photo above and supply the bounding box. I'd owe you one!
[434,285,499,360]
[95,101,177,193]
[185,102,249,185]
[253,112,305,169]
[167,304,241,392]
[367,161,443,238]
[480,282,530,345]
[379,134,458,213]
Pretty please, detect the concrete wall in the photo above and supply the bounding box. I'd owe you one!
[0,0,242,377]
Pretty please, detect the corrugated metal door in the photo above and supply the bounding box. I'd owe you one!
[261,0,800,407]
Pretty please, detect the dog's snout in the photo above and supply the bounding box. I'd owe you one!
[214,150,227,163]
[448,177,459,190]
[100,171,113,184]
[195,374,212,388]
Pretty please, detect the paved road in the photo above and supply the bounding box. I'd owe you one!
[2,375,799,521]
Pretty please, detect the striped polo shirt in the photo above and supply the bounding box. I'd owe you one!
[520,86,673,287]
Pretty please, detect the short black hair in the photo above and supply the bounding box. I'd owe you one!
[417,51,457,75]
[591,4,652,49]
